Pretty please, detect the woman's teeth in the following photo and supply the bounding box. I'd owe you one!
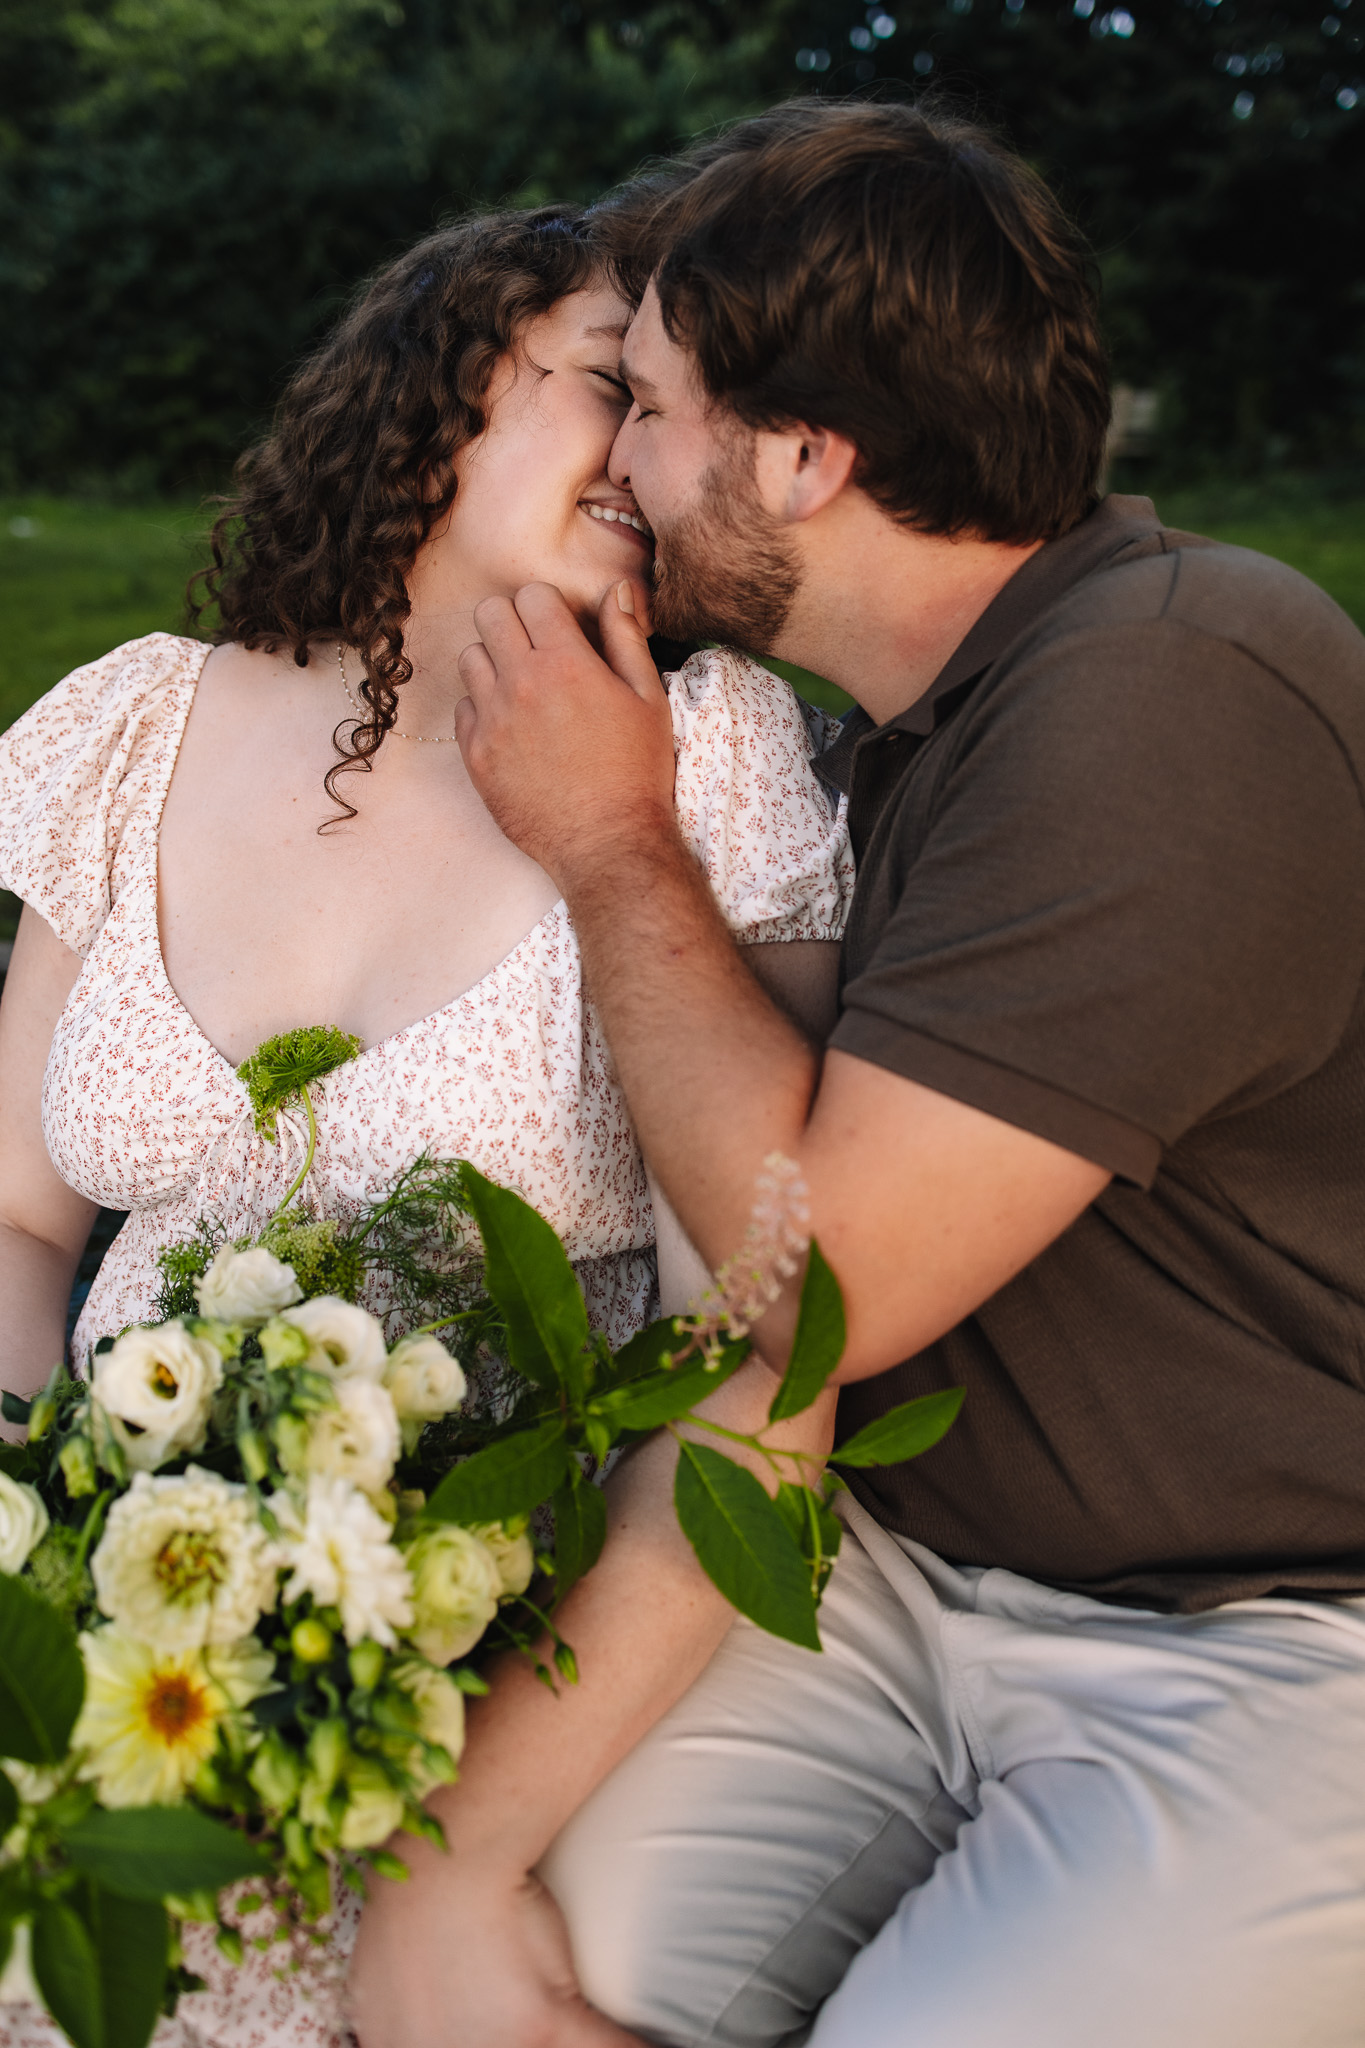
[584,502,652,536]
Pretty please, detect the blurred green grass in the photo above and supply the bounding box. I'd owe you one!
[0,497,210,732]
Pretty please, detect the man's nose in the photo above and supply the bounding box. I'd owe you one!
[608,410,637,489]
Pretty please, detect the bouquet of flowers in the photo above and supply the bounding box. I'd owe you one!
[0,1028,960,2048]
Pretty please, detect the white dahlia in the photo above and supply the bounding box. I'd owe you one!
[292,1377,400,1499]
[279,1298,387,1384]
[195,1244,302,1324]
[91,1323,223,1472]
[274,1477,413,1647]
[91,1467,279,1654]
[74,1626,274,1808]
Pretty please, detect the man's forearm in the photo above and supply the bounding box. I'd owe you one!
[566,830,819,1299]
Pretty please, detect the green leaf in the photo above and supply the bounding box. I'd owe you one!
[33,1898,103,2048]
[607,1317,685,1385]
[86,1886,168,2048]
[592,1341,748,1433]
[424,1417,571,1525]
[0,1572,85,1764]
[674,1442,821,1652]
[58,1806,266,1901]
[236,1026,362,1141]
[458,1165,590,1396]
[0,1769,17,1837]
[767,1242,846,1425]
[0,1391,31,1426]
[831,1388,966,1469]
[551,1469,607,1600]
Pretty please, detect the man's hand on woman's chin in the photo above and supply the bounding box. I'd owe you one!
[347,1850,647,2048]
[456,578,679,891]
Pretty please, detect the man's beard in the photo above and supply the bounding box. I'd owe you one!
[648,431,802,655]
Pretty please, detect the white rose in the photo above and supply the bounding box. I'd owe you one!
[0,1472,48,1574]
[91,1323,223,1472]
[280,1298,387,1384]
[295,1379,401,1499]
[274,1477,414,1648]
[337,1758,405,1851]
[91,1467,280,1653]
[393,1659,466,1792]
[194,1245,302,1324]
[468,1520,534,1599]
[383,1335,466,1453]
[402,1524,501,1666]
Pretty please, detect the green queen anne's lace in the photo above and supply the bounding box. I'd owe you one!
[236,1026,363,1143]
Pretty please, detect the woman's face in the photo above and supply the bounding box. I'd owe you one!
[422,284,652,629]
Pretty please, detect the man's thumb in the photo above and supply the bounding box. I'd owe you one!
[599,579,662,701]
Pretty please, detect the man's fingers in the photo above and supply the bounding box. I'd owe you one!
[456,639,497,699]
[512,580,594,647]
[453,693,478,755]
[598,578,665,704]
[472,593,534,666]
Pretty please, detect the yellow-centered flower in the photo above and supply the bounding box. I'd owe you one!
[75,1626,273,1807]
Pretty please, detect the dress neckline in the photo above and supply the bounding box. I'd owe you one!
[144,637,569,1086]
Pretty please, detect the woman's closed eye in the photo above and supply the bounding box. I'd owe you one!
[592,369,632,401]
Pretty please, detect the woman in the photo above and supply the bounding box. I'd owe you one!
[0,206,850,2043]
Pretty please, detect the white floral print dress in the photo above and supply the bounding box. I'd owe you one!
[0,632,851,2048]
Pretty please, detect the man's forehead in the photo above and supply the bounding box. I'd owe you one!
[620,283,697,393]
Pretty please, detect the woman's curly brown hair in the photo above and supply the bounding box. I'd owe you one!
[189,206,611,818]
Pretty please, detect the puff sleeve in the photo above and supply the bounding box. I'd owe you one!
[0,633,203,955]
[667,648,854,944]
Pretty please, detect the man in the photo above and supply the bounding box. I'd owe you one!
[352,102,1365,2047]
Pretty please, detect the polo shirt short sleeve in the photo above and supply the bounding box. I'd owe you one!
[832,580,1365,1187]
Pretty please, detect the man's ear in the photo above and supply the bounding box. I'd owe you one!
[759,425,859,525]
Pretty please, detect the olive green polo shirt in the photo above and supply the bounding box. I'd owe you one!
[817,495,1365,1611]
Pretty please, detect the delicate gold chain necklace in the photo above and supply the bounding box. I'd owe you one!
[336,643,456,743]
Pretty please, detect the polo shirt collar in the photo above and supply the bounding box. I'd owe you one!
[816,494,1164,794]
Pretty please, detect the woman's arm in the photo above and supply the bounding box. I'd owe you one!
[349,1353,836,2048]
[0,903,99,1429]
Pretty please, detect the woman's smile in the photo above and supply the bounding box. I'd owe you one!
[579,495,654,546]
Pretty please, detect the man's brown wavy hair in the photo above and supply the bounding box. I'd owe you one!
[603,100,1110,545]
[190,207,609,815]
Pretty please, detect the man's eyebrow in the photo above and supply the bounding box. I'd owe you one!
[618,356,658,397]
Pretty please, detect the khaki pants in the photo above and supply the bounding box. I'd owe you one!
[541,1495,1365,2048]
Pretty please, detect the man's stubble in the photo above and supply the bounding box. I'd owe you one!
[647,425,802,656]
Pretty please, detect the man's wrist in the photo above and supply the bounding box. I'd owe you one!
[551,805,692,908]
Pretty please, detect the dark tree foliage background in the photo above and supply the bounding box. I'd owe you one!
[0,0,1361,492]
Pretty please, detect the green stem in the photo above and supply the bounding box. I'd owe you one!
[672,1414,827,1482]
[73,1488,112,1574]
[405,1310,480,1339]
[275,1089,319,1216]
